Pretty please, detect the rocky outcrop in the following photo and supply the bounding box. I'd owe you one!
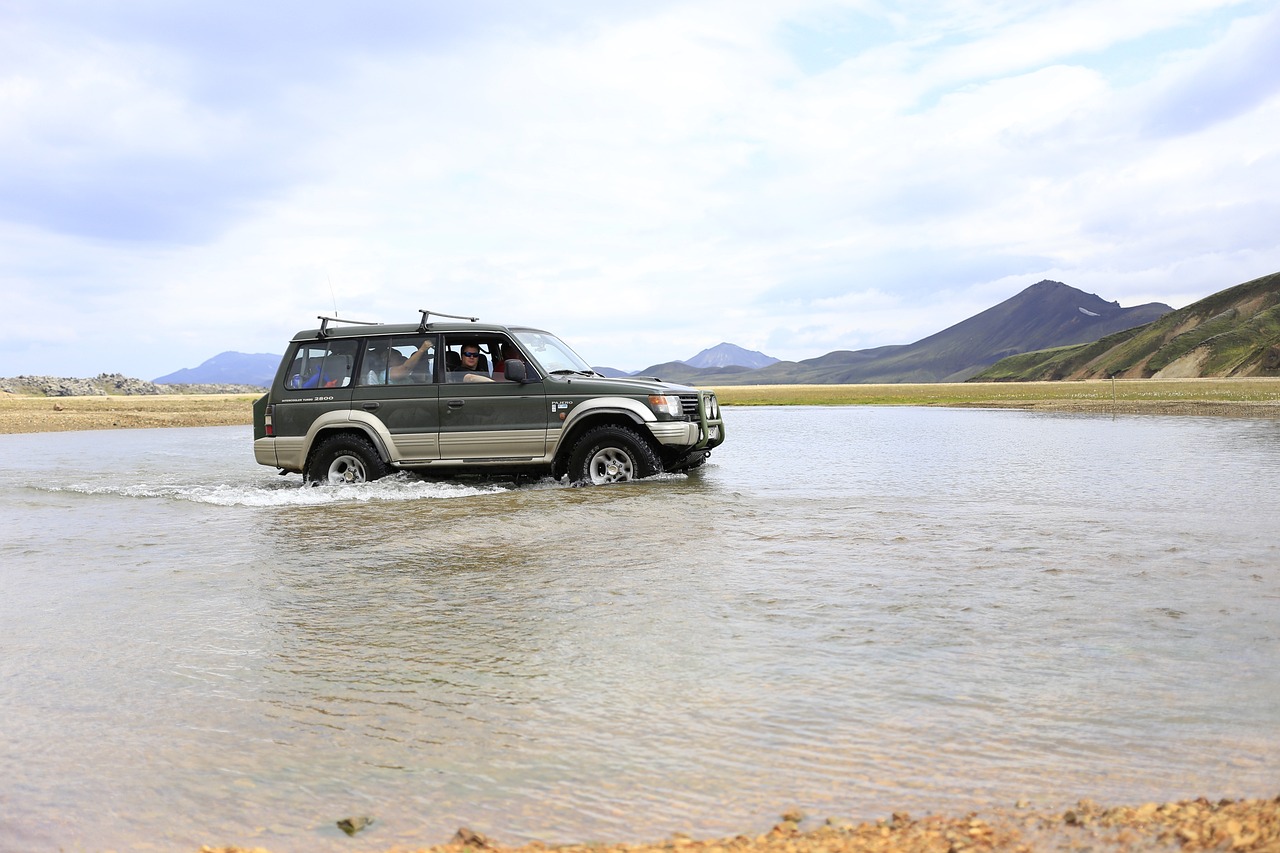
[0,373,265,397]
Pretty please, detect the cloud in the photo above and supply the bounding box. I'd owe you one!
[1143,6,1280,136]
[1,0,1278,376]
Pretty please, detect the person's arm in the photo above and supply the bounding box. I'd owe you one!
[390,343,432,379]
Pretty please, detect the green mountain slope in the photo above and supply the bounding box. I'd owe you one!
[972,271,1280,381]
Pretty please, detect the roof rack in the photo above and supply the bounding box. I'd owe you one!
[317,315,381,338]
[418,309,479,332]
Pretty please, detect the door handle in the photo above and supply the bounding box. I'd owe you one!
[362,402,381,411]
[447,399,465,410]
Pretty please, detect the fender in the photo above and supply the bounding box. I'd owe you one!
[552,396,653,457]
[562,395,653,428]
[344,410,398,462]
[283,410,393,472]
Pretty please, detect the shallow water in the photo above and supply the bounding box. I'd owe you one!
[1,407,1277,852]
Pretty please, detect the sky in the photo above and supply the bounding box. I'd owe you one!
[2,0,1279,377]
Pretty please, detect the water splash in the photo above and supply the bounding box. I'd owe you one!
[43,473,540,507]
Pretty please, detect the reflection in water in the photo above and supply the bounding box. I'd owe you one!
[0,413,1277,851]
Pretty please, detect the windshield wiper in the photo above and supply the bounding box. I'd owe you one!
[549,369,597,376]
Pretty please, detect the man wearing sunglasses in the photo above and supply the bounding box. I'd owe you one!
[454,341,493,383]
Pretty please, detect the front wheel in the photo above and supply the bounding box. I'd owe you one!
[567,425,663,485]
[306,434,389,484]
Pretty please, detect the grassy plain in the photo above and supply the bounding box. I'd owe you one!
[711,377,1280,417]
[2,378,1280,435]
[0,392,260,434]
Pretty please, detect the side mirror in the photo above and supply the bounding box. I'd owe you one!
[504,359,531,383]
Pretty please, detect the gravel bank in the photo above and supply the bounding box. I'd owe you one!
[197,795,1279,853]
[0,372,264,397]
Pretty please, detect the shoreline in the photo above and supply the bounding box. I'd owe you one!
[4,378,1280,435]
[197,795,1280,853]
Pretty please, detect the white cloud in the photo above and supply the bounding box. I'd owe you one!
[1,0,1278,376]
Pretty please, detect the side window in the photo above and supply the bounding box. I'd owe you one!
[360,335,435,386]
[284,339,357,389]
[439,336,535,383]
[490,337,536,381]
[444,336,493,383]
[358,339,392,386]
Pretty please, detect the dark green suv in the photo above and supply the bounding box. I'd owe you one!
[252,312,725,485]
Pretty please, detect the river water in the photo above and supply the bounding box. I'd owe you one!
[1,406,1277,852]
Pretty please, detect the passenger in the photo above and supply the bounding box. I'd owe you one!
[302,361,347,388]
[389,341,431,382]
[454,342,492,383]
[492,343,521,381]
[363,348,388,385]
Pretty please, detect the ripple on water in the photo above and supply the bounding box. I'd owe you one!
[1,412,1278,851]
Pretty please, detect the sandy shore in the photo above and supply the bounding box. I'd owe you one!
[3,379,1280,435]
[0,392,260,434]
[197,795,1279,853]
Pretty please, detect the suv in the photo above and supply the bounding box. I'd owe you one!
[252,311,725,485]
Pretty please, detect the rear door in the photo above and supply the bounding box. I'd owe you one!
[351,334,441,462]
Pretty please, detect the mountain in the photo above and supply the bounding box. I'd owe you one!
[593,342,777,377]
[635,281,1172,385]
[154,351,280,387]
[972,271,1280,381]
[685,342,779,369]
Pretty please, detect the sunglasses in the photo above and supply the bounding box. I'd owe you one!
[461,351,480,358]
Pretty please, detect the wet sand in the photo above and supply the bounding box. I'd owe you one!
[197,795,1279,853]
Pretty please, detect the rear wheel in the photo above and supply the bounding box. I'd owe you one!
[568,425,663,485]
[306,434,389,484]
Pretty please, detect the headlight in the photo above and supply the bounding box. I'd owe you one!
[703,394,719,419]
[648,394,682,417]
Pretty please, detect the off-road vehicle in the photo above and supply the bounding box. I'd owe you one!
[252,311,726,485]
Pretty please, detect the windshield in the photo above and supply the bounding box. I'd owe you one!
[512,330,595,374]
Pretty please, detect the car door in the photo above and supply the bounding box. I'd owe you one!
[351,334,441,462]
[438,336,549,460]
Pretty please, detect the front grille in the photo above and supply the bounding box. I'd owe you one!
[679,395,700,419]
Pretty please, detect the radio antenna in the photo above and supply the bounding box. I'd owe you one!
[328,275,339,315]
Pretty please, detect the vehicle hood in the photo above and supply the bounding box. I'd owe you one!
[545,374,700,395]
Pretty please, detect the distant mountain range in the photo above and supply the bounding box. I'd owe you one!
[154,351,281,387]
[594,342,777,376]
[629,280,1172,385]
[156,278,1236,387]
[973,271,1280,381]
[686,342,779,369]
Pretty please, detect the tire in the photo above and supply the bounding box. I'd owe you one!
[306,433,389,484]
[567,425,663,485]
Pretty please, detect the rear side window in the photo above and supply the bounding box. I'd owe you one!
[284,340,358,389]
[359,335,436,386]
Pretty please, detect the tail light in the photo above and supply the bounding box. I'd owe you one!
[264,405,274,437]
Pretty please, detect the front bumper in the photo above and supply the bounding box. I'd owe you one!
[646,390,725,451]
[647,421,701,446]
